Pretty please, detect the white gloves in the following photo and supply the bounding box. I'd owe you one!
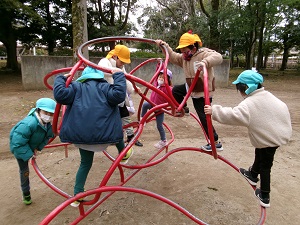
[193,61,206,73]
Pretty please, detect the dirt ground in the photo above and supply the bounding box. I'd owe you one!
[0,70,299,225]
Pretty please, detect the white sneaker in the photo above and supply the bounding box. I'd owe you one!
[154,140,167,149]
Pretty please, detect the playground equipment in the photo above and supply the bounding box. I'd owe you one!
[33,36,267,224]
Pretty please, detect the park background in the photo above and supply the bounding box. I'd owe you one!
[0,0,299,224]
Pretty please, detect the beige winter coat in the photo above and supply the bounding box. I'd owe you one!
[165,44,223,98]
[211,88,292,148]
[98,57,134,106]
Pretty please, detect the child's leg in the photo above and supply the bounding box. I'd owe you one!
[258,147,277,197]
[116,140,125,154]
[172,84,187,106]
[122,116,135,141]
[251,148,261,178]
[156,112,166,141]
[74,148,94,195]
[192,97,219,141]
[17,158,30,195]
[141,102,152,117]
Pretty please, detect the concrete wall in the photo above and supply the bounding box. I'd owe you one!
[21,56,230,90]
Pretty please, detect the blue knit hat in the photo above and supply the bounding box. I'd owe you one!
[232,70,264,95]
[76,66,104,82]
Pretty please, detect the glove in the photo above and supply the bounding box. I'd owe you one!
[193,61,206,73]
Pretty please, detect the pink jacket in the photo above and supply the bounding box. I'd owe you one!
[150,84,172,105]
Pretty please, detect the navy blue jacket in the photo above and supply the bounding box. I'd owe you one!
[53,72,126,144]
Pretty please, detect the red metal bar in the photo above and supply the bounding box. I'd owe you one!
[36,36,266,225]
[202,65,218,159]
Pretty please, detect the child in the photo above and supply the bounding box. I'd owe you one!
[156,31,224,151]
[53,66,129,207]
[141,69,173,149]
[10,97,56,205]
[98,44,143,147]
[204,70,292,207]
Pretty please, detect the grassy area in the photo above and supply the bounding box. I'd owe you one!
[229,68,300,80]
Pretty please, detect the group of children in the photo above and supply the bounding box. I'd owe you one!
[10,32,292,209]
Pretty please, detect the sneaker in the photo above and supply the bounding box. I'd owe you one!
[239,167,259,186]
[254,188,270,208]
[120,147,133,164]
[23,194,32,205]
[70,198,84,207]
[135,140,143,147]
[183,106,189,114]
[154,140,167,149]
[201,141,223,151]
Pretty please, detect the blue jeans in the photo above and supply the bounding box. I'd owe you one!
[74,148,94,195]
[16,158,30,194]
[141,102,166,141]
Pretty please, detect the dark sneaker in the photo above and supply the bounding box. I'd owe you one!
[135,140,143,147]
[239,167,259,186]
[254,188,270,208]
[201,141,223,151]
[120,147,133,164]
[183,106,190,114]
[23,194,32,205]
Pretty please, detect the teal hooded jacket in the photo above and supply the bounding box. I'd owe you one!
[10,110,54,161]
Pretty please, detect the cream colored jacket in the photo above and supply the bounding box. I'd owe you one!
[98,57,134,106]
[212,88,292,148]
[165,44,223,98]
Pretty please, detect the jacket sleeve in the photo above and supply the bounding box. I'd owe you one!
[200,48,223,68]
[36,125,55,151]
[212,103,250,127]
[107,72,127,106]
[53,75,76,105]
[10,122,34,159]
[165,44,184,67]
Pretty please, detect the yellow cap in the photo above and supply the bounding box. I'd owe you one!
[176,33,196,49]
[106,44,131,64]
[193,34,203,47]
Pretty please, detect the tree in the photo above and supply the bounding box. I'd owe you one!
[72,0,88,62]
[140,0,209,49]
[30,0,73,54]
[276,1,300,70]
[0,0,31,71]
[0,0,72,70]
[198,0,221,51]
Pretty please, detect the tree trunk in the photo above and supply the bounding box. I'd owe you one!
[256,2,266,71]
[46,1,55,55]
[4,37,19,71]
[209,0,220,51]
[245,49,251,69]
[279,46,289,71]
[263,55,268,68]
[72,0,88,64]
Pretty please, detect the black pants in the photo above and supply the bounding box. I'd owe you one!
[251,147,277,194]
[172,84,218,141]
